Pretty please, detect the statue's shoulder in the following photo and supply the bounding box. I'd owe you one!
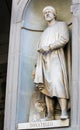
[57,21,67,26]
[56,21,68,30]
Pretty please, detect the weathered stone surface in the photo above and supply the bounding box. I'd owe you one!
[18,119,69,129]
[4,0,80,130]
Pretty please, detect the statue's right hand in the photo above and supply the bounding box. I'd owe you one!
[37,48,45,53]
[37,46,49,53]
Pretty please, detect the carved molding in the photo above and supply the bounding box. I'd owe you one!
[17,0,21,5]
[71,4,80,16]
[16,0,31,22]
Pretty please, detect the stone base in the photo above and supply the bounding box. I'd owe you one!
[18,119,69,129]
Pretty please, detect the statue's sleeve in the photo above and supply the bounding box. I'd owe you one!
[49,22,69,50]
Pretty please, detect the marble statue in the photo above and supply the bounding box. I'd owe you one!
[33,6,69,121]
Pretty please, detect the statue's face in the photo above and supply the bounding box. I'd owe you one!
[43,9,55,22]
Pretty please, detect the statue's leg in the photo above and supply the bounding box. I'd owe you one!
[58,98,68,119]
[45,96,54,120]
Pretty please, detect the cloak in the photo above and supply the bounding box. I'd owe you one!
[34,21,69,99]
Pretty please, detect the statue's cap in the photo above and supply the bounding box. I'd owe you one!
[43,6,56,16]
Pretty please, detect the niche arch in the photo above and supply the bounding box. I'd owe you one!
[17,0,72,125]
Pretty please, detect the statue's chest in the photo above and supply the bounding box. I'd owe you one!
[40,26,60,45]
[42,25,59,37]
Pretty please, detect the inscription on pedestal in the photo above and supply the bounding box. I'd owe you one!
[18,119,69,129]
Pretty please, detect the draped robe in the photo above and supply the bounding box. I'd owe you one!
[34,21,69,99]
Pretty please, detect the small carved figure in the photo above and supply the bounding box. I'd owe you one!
[33,6,69,121]
[35,100,46,113]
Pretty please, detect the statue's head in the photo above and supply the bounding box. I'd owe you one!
[42,6,56,22]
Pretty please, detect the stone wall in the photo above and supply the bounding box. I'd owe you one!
[4,0,80,130]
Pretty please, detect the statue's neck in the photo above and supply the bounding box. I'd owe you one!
[48,19,57,26]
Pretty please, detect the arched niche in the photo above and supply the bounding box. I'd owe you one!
[17,0,72,125]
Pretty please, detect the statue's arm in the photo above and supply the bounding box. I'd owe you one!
[49,36,69,50]
[49,23,69,50]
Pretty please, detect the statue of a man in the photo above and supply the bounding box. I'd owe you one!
[33,6,69,121]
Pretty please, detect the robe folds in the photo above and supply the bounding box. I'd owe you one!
[34,21,69,99]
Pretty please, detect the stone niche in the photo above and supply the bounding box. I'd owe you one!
[17,0,72,129]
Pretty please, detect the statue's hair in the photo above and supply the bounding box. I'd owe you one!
[43,6,56,16]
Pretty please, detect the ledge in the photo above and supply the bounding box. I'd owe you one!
[18,119,69,129]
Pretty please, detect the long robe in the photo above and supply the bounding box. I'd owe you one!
[34,21,69,99]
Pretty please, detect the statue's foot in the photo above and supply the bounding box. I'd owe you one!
[60,111,68,120]
[40,116,54,121]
